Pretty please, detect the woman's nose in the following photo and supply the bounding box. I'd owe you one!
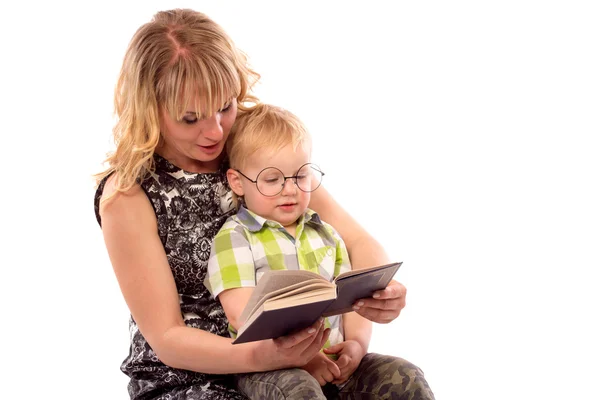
[201,113,224,142]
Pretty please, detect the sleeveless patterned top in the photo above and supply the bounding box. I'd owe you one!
[94,154,244,400]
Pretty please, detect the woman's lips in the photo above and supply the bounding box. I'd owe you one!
[197,143,220,154]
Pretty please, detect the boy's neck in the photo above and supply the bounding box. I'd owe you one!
[242,206,301,238]
[283,223,297,238]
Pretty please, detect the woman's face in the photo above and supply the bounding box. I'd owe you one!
[158,97,238,172]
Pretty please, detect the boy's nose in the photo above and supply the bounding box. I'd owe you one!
[281,178,297,195]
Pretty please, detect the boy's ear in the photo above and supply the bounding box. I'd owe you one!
[226,169,245,196]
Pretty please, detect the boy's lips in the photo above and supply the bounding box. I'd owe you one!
[278,203,297,209]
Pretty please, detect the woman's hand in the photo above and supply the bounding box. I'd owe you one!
[352,280,407,324]
[249,318,330,371]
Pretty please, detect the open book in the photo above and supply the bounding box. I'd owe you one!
[232,261,402,344]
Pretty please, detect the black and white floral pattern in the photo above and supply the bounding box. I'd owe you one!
[95,154,244,400]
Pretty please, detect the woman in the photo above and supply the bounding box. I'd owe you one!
[94,8,433,400]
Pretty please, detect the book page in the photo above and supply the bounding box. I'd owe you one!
[237,304,264,337]
[264,287,336,310]
[266,281,333,302]
[239,270,329,323]
[243,280,332,322]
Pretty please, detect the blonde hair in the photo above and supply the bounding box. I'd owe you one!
[95,9,260,197]
[227,104,312,170]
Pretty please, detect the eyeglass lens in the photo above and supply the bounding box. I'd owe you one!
[256,163,323,196]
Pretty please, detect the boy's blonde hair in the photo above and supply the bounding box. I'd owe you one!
[95,9,260,198]
[227,104,312,171]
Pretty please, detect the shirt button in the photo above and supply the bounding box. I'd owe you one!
[326,248,333,256]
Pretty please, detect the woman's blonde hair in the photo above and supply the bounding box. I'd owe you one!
[227,104,312,171]
[95,9,260,196]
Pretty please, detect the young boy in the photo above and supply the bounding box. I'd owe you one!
[204,104,370,398]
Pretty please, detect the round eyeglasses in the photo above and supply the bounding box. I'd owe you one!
[235,163,325,197]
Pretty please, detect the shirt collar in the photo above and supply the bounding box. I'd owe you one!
[235,206,324,233]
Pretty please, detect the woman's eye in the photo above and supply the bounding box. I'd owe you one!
[182,117,198,125]
[220,102,232,113]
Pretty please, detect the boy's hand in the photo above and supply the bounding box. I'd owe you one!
[322,340,366,384]
[301,351,341,386]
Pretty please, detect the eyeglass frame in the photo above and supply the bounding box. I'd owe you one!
[234,163,325,197]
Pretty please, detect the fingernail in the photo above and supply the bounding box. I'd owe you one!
[352,306,360,310]
[373,293,380,298]
[308,328,316,334]
[357,301,364,306]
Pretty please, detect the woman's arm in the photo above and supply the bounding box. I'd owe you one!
[309,186,407,323]
[100,177,327,374]
[309,186,390,268]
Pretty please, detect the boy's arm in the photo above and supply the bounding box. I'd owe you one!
[204,222,258,331]
[333,229,372,353]
[342,312,371,355]
[219,288,254,331]
[310,187,407,325]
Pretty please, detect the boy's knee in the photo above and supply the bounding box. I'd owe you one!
[268,369,324,399]
[356,353,435,399]
[387,356,430,392]
[275,368,322,392]
[237,369,324,400]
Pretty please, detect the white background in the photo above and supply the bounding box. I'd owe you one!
[2,1,599,399]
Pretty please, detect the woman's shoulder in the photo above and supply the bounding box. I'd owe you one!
[94,175,151,227]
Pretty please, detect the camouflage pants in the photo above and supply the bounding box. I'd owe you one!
[235,352,435,399]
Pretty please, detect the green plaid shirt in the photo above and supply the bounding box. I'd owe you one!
[204,206,351,347]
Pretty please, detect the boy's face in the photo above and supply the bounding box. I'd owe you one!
[235,144,312,228]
